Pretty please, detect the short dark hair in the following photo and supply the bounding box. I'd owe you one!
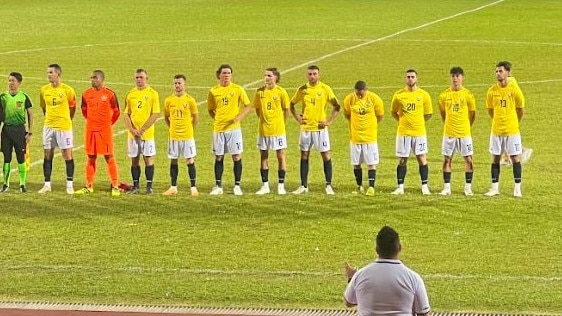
[406,69,417,74]
[92,69,105,80]
[307,65,320,71]
[376,226,401,258]
[354,80,367,90]
[266,67,280,83]
[450,67,464,76]
[496,61,512,72]
[136,68,148,75]
[174,74,186,81]
[9,72,23,82]
[216,64,233,79]
[49,64,62,75]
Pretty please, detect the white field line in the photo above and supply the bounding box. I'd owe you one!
[1,264,561,282]
[4,0,505,175]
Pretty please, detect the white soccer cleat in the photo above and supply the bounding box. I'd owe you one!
[484,188,500,197]
[162,186,178,196]
[325,185,335,195]
[292,185,309,194]
[439,188,451,196]
[66,186,75,195]
[190,187,199,197]
[464,187,474,196]
[38,185,52,194]
[277,184,286,195]
[391,187,404,195]
[513,187,522,198]
[421,185,431,195]
[233,185,243,196]
[255,185,270,195]
[209,186,223,195]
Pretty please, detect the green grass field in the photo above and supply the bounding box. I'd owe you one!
[1,0,561,313]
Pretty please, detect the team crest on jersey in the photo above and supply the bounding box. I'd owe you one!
[273,95,278,101]
[144,96,149,101]
[229,92,235,97]
[101,95,108,102]
[16,101,23,108]
[59,93,64,98]
[317,92,322,97]
[417,97,421,102]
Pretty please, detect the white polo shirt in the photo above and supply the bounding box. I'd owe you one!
[344,259,430,316]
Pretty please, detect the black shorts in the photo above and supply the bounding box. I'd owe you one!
[1,125,27,158]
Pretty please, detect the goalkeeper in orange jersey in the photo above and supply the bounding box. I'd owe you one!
[75,70,121,196]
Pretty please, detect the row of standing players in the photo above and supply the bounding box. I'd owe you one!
[0,61,527,197]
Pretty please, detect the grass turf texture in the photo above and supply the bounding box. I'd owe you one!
[1,0,562,313]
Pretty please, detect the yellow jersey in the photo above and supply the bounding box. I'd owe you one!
[486,81,525,136]
[291,81,338,132]
[207,82,251,132]
[438,87,476,138]
[390,87,433,137]
[164,93,198,140]
[40,83,76,131]
[343,91,384,144]
[124,86,161,140]
[253,85,290,137]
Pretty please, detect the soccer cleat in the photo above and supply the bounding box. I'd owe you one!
[325,185,335,195]
[146,187,154,195]
[127,187,140,195]
[162,186,178,196]
[38,185,52,194]
[513,187,522,198]
[464,187,474,196]
[391,187,404,195]
[277,184,286,195]
[209,186,223,195]
[421,185,431,195]
[292,186,309,194]
[19,185,27,193]
[439,188,451,196]
[484,188,500,197]
[352,186,365,195]
[255,185,270,195]
[190,187,199,197]
[111,187,121,197]
[0,184,9,193]
[233,185,243,196]
[66,187,75,195]
[74,187,93,195]
[366,187,375,196]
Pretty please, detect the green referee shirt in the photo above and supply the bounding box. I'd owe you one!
[0,91,32,126]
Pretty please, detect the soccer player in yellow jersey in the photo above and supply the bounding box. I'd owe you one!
[484,61,525,197]
[290,65,341,195]
[438,67,476,196]
[343,81,384,197]
[207,64,253,196]
[500,76,533,166]
[390,69,433,195]
[162,74,199,197]
[38,64,76,194]
[253,68,291,195]
[123,69,160,194]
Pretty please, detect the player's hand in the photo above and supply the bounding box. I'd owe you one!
[297,114,307,125]
[344,262,357,280]
[318,121,329,129]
